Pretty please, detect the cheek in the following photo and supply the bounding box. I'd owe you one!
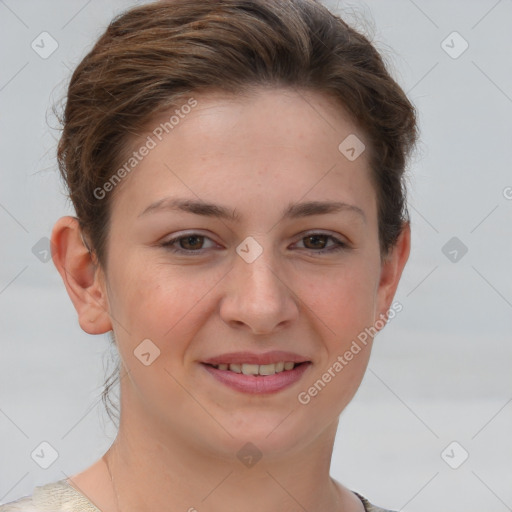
[299,262,379,337]
[297,271,375,414]
[107,256,224,342]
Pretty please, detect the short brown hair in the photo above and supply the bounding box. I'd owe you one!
[56,0,417,426]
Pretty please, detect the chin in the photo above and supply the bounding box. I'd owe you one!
[214,413,316,455]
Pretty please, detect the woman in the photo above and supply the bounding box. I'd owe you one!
[0,0,417,510]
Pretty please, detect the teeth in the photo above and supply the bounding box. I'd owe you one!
[211,361,301,375]
[242,364,260,375]
[229,363,242,373]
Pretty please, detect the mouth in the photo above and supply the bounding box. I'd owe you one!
[200,361,312,394]
[202,361,308,376]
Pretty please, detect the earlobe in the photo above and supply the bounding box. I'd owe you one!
[375,222,411,326]
[51,216,113,335]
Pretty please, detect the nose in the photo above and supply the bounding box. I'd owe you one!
[219,244,299,335]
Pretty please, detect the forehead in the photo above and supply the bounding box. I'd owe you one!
[109,87,376,226]
[137,86,367,162]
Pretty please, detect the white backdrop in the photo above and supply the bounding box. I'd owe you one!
[1,1,511,510]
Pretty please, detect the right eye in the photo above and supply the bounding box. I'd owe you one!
[160,233,218,255]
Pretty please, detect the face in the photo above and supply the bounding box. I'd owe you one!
[93,87,404,457]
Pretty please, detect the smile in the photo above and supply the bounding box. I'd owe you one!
[206,361,301,375]
[201,361,311,394]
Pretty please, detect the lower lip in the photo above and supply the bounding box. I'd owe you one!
[201,362,311,394]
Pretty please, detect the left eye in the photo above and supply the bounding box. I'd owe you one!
[160,232,347,255]
[295,233,347,253]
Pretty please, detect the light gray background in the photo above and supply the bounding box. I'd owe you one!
[1,1,511,510]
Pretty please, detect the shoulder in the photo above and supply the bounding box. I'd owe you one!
[353,491,397,512]
[0,495,36,512]
[0,480,101,512]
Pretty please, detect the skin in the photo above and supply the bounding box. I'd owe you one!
[51,87,410,512]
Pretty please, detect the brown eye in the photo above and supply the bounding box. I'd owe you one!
[177,235,204,250]
[303,234,329,250]
[161,233,216,254]
[295,233,347,255]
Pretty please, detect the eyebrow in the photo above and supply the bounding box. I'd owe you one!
[138,197,366,224]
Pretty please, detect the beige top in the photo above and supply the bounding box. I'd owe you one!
[0,479,395,512]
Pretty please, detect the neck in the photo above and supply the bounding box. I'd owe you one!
[101,375,364,512]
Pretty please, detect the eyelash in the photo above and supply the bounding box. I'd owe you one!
[160,232,348,256]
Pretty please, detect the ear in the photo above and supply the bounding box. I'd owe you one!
[374,221,411,326]
[51,216,113,335]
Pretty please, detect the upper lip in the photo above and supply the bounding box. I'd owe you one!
[202,351,311,366]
